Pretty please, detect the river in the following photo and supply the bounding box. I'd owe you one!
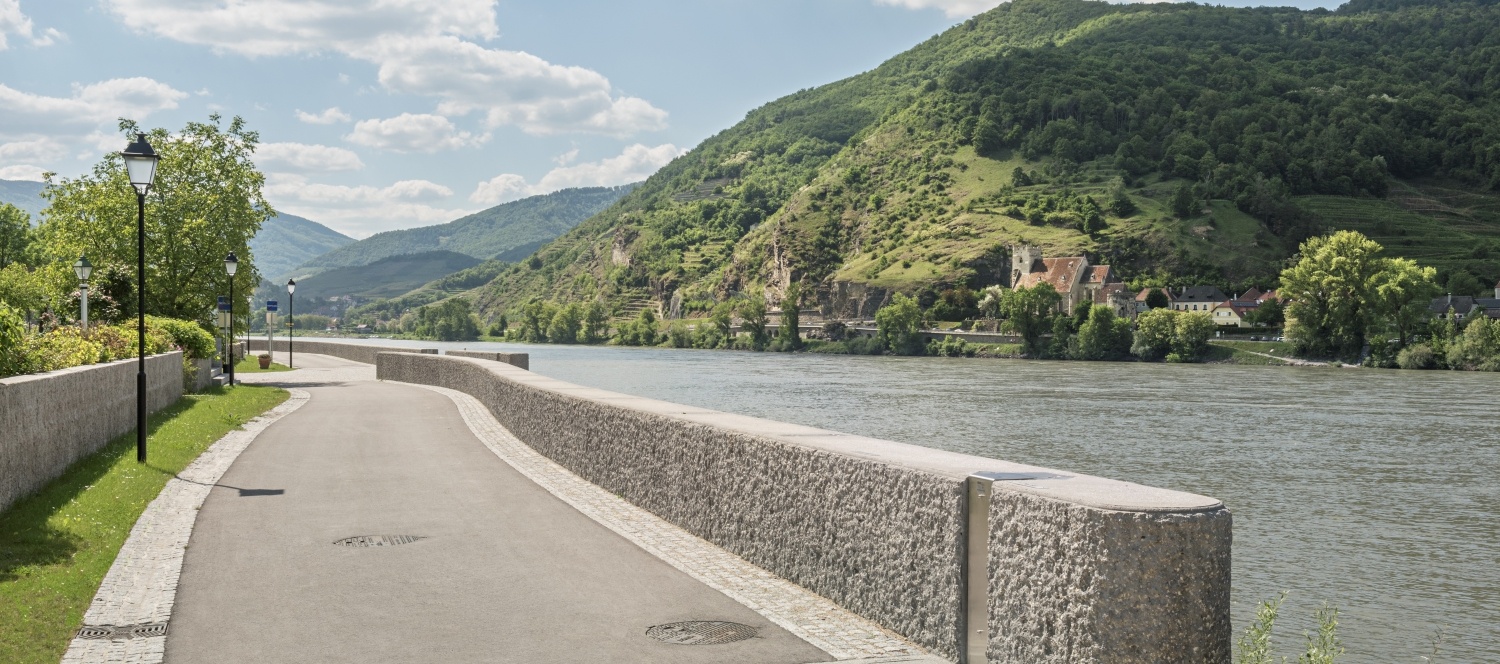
[308,337,1498,663]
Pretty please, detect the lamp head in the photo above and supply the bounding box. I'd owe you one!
[224,252,238,276]
[120,133,159,196]
[287,278,296,294]
[74,255,92,281]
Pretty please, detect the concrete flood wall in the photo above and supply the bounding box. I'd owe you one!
[245,338,436,365]
[0,352,184,512]
[443,350,528,370]
[377,352,1231,663]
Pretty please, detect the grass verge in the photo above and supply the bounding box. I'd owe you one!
[234,357,292,373]
[1208,341,1293,365]
[0,385,289,664]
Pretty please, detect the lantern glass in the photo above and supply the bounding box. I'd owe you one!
[120,133,159,196]
[74,255,92,281]
[287,278,296,294]
[224,252,238,276]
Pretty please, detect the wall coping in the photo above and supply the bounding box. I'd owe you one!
[382,352,1222,514]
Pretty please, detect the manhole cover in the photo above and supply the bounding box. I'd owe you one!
[75,623,168,640]
[646,621,757,645]
[333,535,423,547]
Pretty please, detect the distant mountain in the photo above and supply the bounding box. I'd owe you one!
[251,212,354,278]
[290,250,482,301]
[299,185,636,271]
[0,179,46,223]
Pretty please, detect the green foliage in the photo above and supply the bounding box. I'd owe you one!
[582,301,609,344]
[301,186,634,271]
[999,283,1061,355]
[1169,312,1217,363]
[1074,305,1133,360]
[488,314,508,338]
[145,315,215,359]
[1144,288,1170,310]
[776,283,804,351]
[876,292,924,355]
[0,202,31,269]
[0,303,23,376]
[1395,343,1438,370]
[1172,183,1199,219]
[1131,308,1175,361]
[1446,314,1500,371]
[738,298,770,351]
[517,298,555,342]
[929,286,978,321]
[1300,605,1345,664]
[546,302,583,344]
[291,251,482,301]
[1236,592,1285,664]
[1281,231,1438,359]
[39,115,269,334]
[1242,297,1284,327]
[404,299,480,341]
[666,320,693,348]
[615,308,660,346]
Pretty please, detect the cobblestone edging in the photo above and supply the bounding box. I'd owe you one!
[407,382,931,662]
[60,390,310,664]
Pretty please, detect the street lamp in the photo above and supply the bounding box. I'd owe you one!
[122,133,158,463]
[286,278,296,369]
[225,252,238,386]
[73,255,92,332]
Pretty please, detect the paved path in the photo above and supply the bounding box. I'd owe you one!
[153,354,932,664]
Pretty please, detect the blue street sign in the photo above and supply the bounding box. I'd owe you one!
[217,296,229,311]
[267,300,279,312]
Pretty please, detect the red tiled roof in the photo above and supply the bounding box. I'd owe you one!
[1015,257,1085,293]
[1240,287,1264,301]
[1083,265,1113,284]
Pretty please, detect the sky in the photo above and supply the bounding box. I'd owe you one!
[0,0,1340,239]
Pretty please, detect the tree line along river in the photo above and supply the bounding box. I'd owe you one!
[322,336,1497,663]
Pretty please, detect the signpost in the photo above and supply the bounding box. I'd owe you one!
[217,296,230,374]
[267,300,278,364]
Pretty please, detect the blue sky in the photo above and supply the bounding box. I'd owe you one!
[0,0,1338,238]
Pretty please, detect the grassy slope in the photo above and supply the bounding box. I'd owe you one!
[250,212,354,279]
[290,250,482,300]
[0,385,288,664]
[1296,180,1500,281]
[300,186,634,272]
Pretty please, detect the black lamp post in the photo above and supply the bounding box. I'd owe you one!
[286,278,296,369]
[73,255,92,332]
[225,252,238,386]
[122,133,158,463]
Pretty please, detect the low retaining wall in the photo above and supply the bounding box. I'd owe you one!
[377,353,1230,663]
[245,338,436,365]
[444,350,528,370]
[0,352,185,512]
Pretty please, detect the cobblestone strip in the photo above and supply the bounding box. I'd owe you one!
[408,383,930,662]
[60,390,311,664]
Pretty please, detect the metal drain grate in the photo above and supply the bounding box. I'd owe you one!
[646,621,757,645]
[333,535,423,547]
[75,623,168,640]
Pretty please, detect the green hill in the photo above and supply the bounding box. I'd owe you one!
[298,185,636,272]
[0,180,46,223]
[251,211,354,278]
[290,250,482,301]
[467,0,1500,323]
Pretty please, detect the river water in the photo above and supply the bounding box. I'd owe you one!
[317,337,1497,662]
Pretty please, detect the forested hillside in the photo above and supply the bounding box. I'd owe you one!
[299,185,636,272]
[467,0,1500,322]
[0,180,45,223]
[251,212,353,278]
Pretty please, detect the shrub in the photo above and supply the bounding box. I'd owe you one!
[1074,306,1132,360]
[666,320,692,348]
[1396,343,1437,370]
[876,293,924,355]
[147,316,216,359]
[0,303,24,376]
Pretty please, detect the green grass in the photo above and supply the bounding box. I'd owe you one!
[234,357,292,373]
[1208,340,1295,365]
[0,385,289,664]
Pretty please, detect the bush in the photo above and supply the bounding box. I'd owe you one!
[1395,343,1437,370]
[147,316,216,359]
[876,293,924,355]
[0,303,24,376]
[666,320,692,348]
[1074,306,1132,360]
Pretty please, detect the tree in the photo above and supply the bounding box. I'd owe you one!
[1171,312,1217,362]
[1075,305,1133,360]
[1132,308,1178,360]
[977,285,1004,319]
[411,299,480,341]
[39,115,271,334]
[1243,298,1285,327]
[776,282,803,351]
[1109,187,1138,217]
[1145,288,1170,310]
[517,298,555,342]
[1280,230,1393,359]
[0,203,31,269]
[1172,182,1199,219]
[1370,258,1438,347]
[547,302,583,343]
[582,301,608,343]
[738,298,769,351]
[876,292,924,355]
[1000,283,1061,355]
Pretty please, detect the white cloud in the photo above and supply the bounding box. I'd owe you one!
[295,107,352,124]
[0,136,68,163]
[873,0,1002,17]
[0,78,187,131]
[256,142,364,172]
[0,0,61,49]
[553,148,579,166]
[345,113,485,153]
[471,143,683,205]
[100,0,667,136]
[0,164,46,181]
[264,172,469,238]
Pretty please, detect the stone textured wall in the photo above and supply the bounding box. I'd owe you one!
[444,350,528,370]
[377,352,1231,663]
[0,352,184,512]
[246,338,435,365]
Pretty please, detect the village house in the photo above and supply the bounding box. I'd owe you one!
[1010,245,1133,317]
[1171,286,1227,313]
[1209,289,1279,327]
[1429,285,1500,321]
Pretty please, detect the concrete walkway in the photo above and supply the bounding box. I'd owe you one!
[160,354,925,663]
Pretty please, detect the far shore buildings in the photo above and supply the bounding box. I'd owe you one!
[1429,282,1500,321]
[1133,286,1280,327]
[1009,245,1133,317]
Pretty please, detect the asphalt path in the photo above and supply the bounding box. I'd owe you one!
[165,354,832,663]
